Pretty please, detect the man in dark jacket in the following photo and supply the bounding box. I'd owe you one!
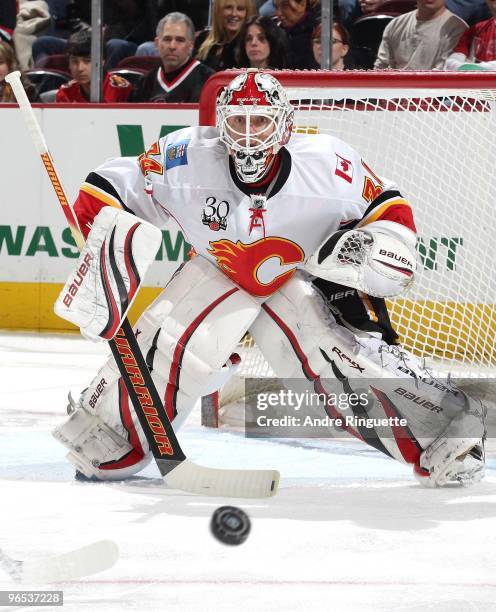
[132,12,214,103]
[446,0,491,25]
[274,0,319,69]
[0,0,17,43]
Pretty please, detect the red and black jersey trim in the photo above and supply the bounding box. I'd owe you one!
[158,59,199,91]
[359,189,415,231]
[0,3,16,42]
[86,172,133,214]
[362,189,402,218]
[340,190,413,231]
[0,26,13,41]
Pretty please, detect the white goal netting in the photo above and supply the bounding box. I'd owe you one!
[199,72,496,421]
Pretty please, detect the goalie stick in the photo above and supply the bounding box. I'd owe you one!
[0,540,119,583]
[5,71,279,499]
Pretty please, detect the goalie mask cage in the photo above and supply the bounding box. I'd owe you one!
[198,70,496,426]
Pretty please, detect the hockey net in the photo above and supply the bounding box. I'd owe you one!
[198,70,496,427]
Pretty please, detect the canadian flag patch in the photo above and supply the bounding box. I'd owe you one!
[335,154,354,183]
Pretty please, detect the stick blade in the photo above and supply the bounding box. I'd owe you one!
[164,459,279,498]
[20,540,119,584]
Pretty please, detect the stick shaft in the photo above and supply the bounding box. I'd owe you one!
[6,70,186,468]
[6,70,279,496]
[6,71,85,249]
[6,71,48,154]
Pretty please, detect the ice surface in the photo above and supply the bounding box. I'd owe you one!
[1,331,496,612]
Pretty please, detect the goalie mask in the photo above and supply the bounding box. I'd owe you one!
[217,69,294,183]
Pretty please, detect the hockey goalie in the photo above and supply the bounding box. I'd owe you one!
[52,68,485,487]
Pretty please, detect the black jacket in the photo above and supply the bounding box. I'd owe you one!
[0,0,16,41]
[132,59,215,103]
[284,11,319,70]
[195,30,241,72]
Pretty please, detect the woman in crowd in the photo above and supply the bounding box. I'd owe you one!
[0,41,37,102]
[236,15,288,68]
[312,21,353,69]
[196,0,257,71]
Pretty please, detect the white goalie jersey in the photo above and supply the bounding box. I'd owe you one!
[75,125,416,300]
[62,123,485,488]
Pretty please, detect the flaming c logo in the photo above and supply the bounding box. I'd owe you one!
[208,237,305,297]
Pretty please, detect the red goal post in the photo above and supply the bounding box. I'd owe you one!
[199,69,496,124]
[199,70,496,426]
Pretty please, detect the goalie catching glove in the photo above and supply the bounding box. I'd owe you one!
[305,222,417,298]
[55,207,162,341]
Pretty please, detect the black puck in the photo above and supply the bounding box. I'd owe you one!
[210,506,251,545]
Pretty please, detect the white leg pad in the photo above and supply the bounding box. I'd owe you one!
[135,256,261,417]
[417,437,485,487]
[416,392,486,486]
[250,272,486,483]
[53,404,152,480]
[251,272,392,380]
[53,256,261,479]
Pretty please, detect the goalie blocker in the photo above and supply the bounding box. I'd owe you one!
[54,207,163,341]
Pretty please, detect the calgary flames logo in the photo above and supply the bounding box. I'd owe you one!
[208,237,305,297]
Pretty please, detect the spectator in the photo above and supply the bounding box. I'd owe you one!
[45,0,68,35]
[349,0,489,25]
[14,0,51,70]
[236,15,288,68]
[55,30,132,102]
[358,0,384,16]
[260,0,351,25]
[446,0,491,26]
[349,1,416,69]
[445,0,496,70]
[33,0,156,71]
[132,13,214,103]
[0,0,17,43]
[312,21,353,69]
[196,0,257,71]
[374,0,467,69]
[156,1,210,31]
[136,1,211,56]
[258,0,276,16]
[355,0,415,17]
[274,0,321,69]
[338,0,361,27]
[0,40,38,102]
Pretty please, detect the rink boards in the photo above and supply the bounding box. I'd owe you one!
[0,105,494,365]
[0,105,197,330]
